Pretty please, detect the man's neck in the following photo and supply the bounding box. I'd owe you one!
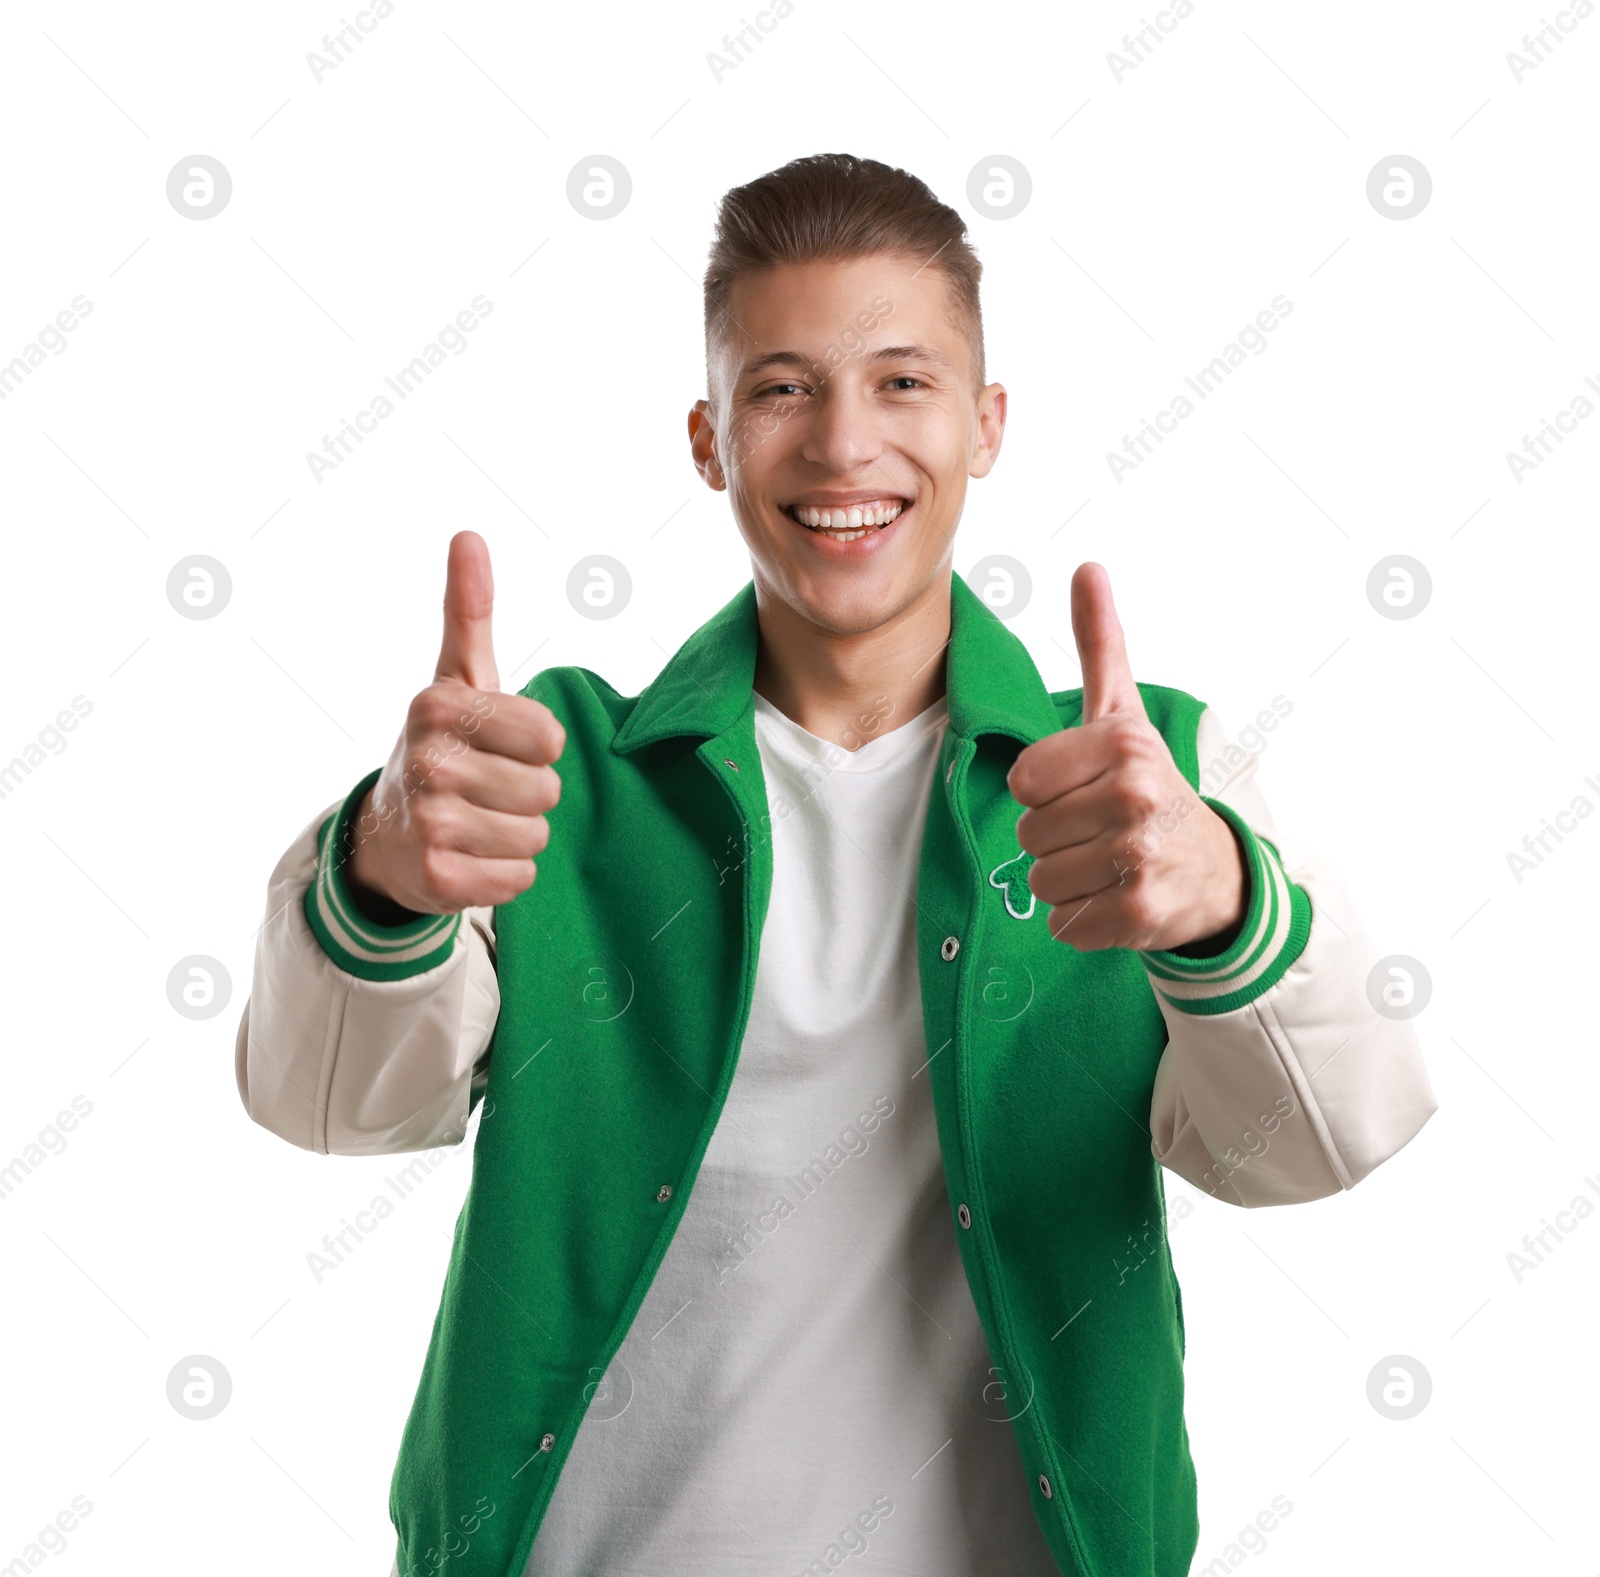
[750,571,952,752]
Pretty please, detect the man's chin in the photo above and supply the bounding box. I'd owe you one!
[763,551,948,641]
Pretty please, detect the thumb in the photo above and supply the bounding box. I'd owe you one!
[1072,561,1146,724]
[434,530,500,692]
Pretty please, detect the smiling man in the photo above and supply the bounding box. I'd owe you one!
[237,153,1438,1577]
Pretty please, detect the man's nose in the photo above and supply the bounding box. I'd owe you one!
[800,384,881,472]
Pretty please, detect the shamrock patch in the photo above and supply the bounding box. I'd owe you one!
[988,850,1037,921]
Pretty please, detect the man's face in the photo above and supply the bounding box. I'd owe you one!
[689,252,1006,637]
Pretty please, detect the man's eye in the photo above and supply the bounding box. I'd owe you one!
[886,376,925,390]
[760,382,805,398]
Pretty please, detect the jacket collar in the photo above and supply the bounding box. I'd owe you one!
[610,570,1066,755]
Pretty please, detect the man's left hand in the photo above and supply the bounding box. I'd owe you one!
[1006,562,1247,953]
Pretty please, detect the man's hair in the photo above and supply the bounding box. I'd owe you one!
[703,152,985,392]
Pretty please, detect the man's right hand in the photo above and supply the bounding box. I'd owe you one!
[346,530,565,917]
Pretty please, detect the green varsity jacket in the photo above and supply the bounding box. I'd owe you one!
[302,570,1314,1576]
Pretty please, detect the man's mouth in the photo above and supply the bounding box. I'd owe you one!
[784,497,908,544]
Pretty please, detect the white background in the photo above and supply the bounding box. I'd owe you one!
[1,0,1596,1572]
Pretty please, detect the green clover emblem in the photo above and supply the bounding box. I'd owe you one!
[988,851,1037,921]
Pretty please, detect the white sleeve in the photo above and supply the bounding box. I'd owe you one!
[1142,707,1438,1207]
[234,794,500,1157]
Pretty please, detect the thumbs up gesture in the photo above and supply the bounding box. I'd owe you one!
[1005,563,1245,953]
[346,531,565,917]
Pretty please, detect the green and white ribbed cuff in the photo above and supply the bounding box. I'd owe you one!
[302,767,462,982]
[1139,797,1311,1016]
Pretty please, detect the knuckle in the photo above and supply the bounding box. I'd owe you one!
[1109,715,1155,759]
[1120,884,1161,939]
[424,753,464,796]
[416,845,455,896]
[401,750,436,792]
[1125,780,1164,822]
[412,798,456,847]
[511,764,556,816]
[539,764,563,811]
[536,709,567,761]
[454,693,494,738]
[409,685,456,732]
[1132,723,1167,763]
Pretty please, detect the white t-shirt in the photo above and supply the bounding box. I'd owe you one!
[523,690,1060,1575]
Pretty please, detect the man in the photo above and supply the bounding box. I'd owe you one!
[236,153,1438,1577]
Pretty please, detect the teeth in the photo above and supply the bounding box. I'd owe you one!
[793,500,905,531]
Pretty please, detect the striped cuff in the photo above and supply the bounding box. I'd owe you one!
[1139,797,1311,1016]
[302,768,462,982]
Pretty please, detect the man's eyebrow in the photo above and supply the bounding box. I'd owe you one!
[738,350,815,377]
[866,344,954,369]
[737,343,954,378]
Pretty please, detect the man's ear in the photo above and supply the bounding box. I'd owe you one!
[688,399,727,491]
[969,383,1008,480]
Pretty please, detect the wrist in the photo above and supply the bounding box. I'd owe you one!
[1177,811,1248,955]
[304,768,460,981]
[346,790,427,926]
[345,788,392,900]
[1138,796,1313,1015]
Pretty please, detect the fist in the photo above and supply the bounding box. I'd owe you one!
[347,530,565,916]
[1005,563,1245,953]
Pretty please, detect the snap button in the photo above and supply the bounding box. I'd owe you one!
[540,1432,555,1453]
[723,757,739,772]
[940,936,960,961]
[656,1184,673,1203]
[1038,1472,1053,1500]
[957,1202,972,1230]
